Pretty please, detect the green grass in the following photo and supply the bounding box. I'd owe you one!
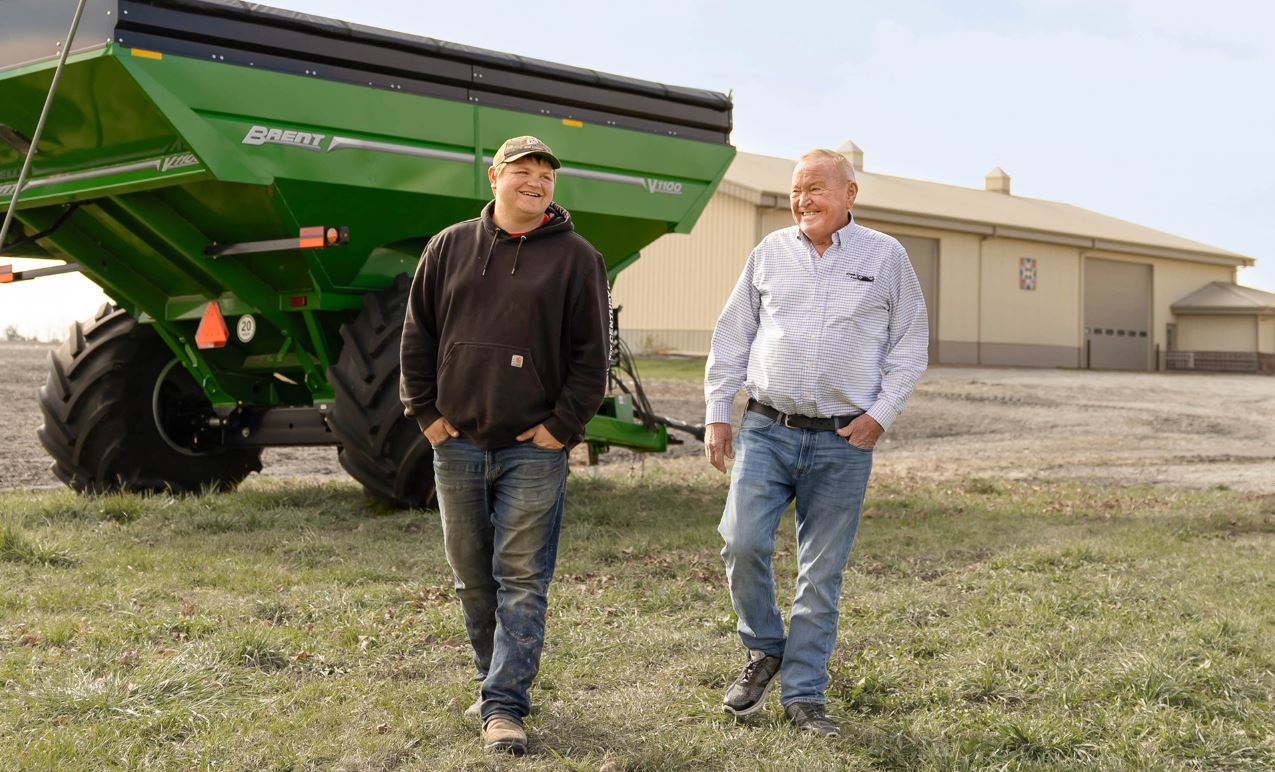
[632,356,707,382]
[1,466,1273,769]
[0,523,75,567]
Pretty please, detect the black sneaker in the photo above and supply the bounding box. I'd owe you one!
[784,701,839,737]
[722,649,782,716]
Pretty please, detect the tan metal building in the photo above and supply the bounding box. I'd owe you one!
[612,143,1260,372]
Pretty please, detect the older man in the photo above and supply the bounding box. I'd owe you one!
[704,148,928,736]
[400,136,611,755]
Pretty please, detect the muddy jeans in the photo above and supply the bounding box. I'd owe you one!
[432,436,567,723]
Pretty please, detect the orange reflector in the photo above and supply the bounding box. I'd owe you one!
[195,301,229,349]
[298,226,325,249]
[131,48,163,60]
[0,265,11,284]
[326,227,339,245]
[562,118,583,128]
[288,295,308,307]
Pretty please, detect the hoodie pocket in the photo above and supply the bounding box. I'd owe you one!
[436,342,550,436]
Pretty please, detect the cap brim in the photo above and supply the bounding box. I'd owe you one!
[500,150,561,169]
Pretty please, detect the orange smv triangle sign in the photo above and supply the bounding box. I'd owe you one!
[195,300,229,349]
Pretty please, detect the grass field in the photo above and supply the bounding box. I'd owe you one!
[1,462,1273,770]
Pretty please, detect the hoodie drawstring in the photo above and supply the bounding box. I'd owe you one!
[480,231,499,276]
[511,236,525,275]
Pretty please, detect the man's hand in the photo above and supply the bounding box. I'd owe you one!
[516,423,565,450]
[837,414,883,449]
[424,416,460,447]
[704,422,734,473]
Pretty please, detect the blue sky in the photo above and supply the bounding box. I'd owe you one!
[3,0,1271,339]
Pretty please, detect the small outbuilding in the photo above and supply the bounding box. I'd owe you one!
[1168,282,1275,374]
[612,143,1261,373]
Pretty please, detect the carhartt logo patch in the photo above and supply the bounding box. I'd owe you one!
[510,355,524,368]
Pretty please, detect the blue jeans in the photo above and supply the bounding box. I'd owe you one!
[432,437,567,723]
[719,409,874,706]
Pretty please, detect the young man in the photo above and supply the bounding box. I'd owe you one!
[704,148,928,736]
[400,135,611,755]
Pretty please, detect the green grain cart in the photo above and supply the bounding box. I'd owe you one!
[1,0,733,506]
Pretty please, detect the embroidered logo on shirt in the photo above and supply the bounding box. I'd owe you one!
[846,272,875,282]
[510,355,524,368]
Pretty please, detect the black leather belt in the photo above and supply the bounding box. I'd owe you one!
[746,399,860,431]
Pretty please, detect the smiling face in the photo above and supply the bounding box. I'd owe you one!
[488,155,556,230]
[790,157,857,247]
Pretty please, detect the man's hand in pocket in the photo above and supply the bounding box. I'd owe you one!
[425,417,460,446]
[516,423,564,450]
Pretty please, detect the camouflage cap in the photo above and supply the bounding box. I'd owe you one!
[492,135,561,169]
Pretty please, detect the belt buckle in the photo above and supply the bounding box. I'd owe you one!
[782,413,798,429]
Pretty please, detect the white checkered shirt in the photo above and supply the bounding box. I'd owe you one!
[705,216,928,430]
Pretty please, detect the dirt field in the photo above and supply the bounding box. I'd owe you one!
[3,340,1272,492]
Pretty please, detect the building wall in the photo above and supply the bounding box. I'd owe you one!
[760,207,792,238]
[978,238,1082,366]
[855,219,981,364]
[1259,315,1275,354]
[1177,315,1257,351]
[611,191,759,354]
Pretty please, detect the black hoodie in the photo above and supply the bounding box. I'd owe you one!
[399,200,611,450]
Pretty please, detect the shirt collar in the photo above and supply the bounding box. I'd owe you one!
[794,212,856,248]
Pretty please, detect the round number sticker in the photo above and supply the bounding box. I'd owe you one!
[236,314,257,343]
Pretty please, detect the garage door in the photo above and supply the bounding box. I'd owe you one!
[893,234,939,363]
[1084,258,1151,371]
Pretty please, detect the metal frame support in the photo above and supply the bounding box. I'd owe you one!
[0,262,80,283]
[14,207,239,407]
[223,406,335,447]
[584,413,667,453]
[204,226,349,257]
[112,194,334,401]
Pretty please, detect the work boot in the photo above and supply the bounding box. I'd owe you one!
[784,701,839,737]
[463,697,481,719]
[482,715,527,755]
[722,649,782,716]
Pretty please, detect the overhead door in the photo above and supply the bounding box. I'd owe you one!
[1084,258,1151,371]
[893,235,939,363]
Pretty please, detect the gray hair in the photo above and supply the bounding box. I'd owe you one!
[797,148,856,184]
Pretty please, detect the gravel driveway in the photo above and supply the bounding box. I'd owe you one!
[3,341,1272,492]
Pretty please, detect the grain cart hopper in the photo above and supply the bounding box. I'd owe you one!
[0,0,733,506]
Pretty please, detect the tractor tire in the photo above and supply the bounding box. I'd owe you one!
[36,304,262,494]
[328,273,436,509]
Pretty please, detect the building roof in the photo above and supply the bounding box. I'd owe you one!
[724,151,1253,267]
[1171,281,1275,315]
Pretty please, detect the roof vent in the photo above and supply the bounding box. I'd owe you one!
[985,166,1011,194]
[837,139,864,171]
